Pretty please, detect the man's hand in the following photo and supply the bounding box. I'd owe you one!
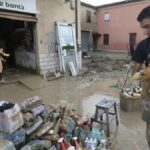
[131,72,144,80]
[132,62,142,75]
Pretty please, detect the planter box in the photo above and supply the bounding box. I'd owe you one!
[120,92,143,111]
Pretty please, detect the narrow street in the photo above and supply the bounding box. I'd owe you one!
[0,0,149,149]
[0,51,148,150]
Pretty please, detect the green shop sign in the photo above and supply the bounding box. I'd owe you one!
[0,0,36,14]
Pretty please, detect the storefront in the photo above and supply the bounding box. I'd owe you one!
[0,0,82,75]
[0,0,37,70]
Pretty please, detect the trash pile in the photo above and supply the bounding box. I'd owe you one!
[122,86,142,98]
[0,96,110,150]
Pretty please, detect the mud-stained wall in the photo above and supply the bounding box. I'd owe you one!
[36,0,81,75]
[15,51,37,70]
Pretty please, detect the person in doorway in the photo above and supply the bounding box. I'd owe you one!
[132,6,150,148]
[0,47,10,83]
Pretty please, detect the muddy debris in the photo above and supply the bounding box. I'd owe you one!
[78,55,131,87]
[0,97,111,150]
[81,56,131,75]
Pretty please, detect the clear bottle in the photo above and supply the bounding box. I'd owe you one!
[90,138,97,150]
[84,137,89,148]
[101,130,106,140]
[93,138,97,148]
[89,138,93,149]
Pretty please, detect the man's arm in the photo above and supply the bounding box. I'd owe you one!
[132,62,142,75]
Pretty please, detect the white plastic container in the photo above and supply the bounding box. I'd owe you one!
[0,140,16,150]
[0,104,24,134]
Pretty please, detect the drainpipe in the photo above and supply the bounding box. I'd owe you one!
[75,0,79,51]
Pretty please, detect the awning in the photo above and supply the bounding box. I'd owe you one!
[0,10,37,22]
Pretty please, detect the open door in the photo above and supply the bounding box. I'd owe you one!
[56,22,79,73]
[129,33,136,56]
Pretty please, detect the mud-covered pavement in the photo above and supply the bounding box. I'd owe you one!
[0,51,149,150]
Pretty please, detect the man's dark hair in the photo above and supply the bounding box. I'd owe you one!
[137,6,150,22]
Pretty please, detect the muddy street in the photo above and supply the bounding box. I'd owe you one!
[0,51,148,150]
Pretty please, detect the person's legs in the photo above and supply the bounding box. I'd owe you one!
[146,122,150,149]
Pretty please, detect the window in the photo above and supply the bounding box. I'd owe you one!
[103,34,109,45]
[86,10,91,23]
[104,13,110,23]
[93,11,97,24]
[65,0,75,10]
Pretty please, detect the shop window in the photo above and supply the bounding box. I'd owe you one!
[86,10,91,23]
[103,34,109,45]
[104,13,110,23]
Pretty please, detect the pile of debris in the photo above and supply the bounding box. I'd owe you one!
[82,56,130,74]
[78,55,132,87]
[0,96,110,150]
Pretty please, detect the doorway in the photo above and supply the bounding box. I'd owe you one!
[92,32,100,50]
[81,31,90,51]
[0,17,37,70]
[129,33,136,56]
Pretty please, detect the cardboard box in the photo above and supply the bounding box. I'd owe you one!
[0,104,24,134]
[120,92,143,111]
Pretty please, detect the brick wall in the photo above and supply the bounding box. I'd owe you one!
[39,51,82,75]
[39,53,59,75]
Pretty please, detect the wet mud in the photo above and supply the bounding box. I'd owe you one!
[0,52,149,149]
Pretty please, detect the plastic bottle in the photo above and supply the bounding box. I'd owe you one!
[101,130,106,140]
[93,138,97,148]
[84,137,89,148]
[90,138,97,150]
[89,138,93,149]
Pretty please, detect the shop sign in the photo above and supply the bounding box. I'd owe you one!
[0,0,36,14]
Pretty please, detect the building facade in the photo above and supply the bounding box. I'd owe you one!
[0,0,81,75]
[97,0,150,52]
[81,2,99,51]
